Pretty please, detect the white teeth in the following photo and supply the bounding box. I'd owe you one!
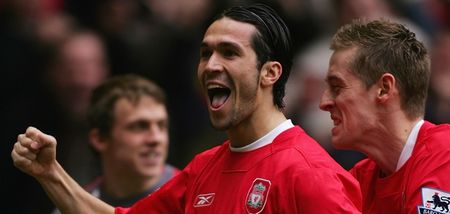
[207,84,224,89]
[150,152,158,158]
[333,120,340,126]
[143,152,158,159]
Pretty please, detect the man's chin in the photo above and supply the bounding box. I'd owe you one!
[210,120,230,131]
[331,137,346,149]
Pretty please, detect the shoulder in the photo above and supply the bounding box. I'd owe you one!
[419,121,450,145]
[417,121,450,156]
[272,127,359,186]
[273,126,323,156]
[191,142,228,163]
[275,126,347,171]
[182,142,228,174]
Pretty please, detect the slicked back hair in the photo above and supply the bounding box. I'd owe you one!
[216,3,293,110]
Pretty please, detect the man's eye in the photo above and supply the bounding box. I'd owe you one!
[158,121,168,131]
[128,122,148,131]
[200,49,212,58]
[333,86,342,93]
[330,85,342,95]
[222,49,237,58]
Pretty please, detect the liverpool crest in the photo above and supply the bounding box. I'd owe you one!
[246,178,271,214]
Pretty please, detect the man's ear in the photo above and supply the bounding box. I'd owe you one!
[89,129,108,152]
[376,73,396,103]
[260,61,282,87]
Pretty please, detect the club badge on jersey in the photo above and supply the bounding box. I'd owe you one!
[246,178,271,214]
[417,187,450,214]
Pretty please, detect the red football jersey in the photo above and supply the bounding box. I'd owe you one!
[116,126,362,213]
[350,121,450,214]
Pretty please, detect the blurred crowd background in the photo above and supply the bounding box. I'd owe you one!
[1,0,448,213]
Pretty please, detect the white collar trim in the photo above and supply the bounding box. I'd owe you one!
[396,119,424,171]
[230,119,294,152]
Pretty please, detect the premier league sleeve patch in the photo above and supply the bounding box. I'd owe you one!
[245,178,271,214]
[418,187,450,214]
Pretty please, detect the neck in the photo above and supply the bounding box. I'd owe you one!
[227,105,287,148]
[357,113,421,176]
[101,161,162,198]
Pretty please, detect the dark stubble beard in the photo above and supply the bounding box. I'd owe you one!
[210,74,260,131]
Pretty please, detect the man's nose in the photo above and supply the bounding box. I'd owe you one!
[319,90,333,112]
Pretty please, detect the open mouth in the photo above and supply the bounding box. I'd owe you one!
[330,115,341,126]
[140,151,161,165]
[207,85,231,109]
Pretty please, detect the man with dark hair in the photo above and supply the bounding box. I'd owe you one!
[12,4,361,213]
[320,18,450,214]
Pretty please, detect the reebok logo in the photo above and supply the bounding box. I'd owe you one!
[194,193,215,207]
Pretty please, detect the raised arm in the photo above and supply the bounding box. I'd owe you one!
[11,127,114,214]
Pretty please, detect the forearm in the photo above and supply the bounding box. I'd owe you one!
[38,162,114,214]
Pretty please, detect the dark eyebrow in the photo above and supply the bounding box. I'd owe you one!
[325,75,343,84]
[200,40,243,51]
[220,41,242,50]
